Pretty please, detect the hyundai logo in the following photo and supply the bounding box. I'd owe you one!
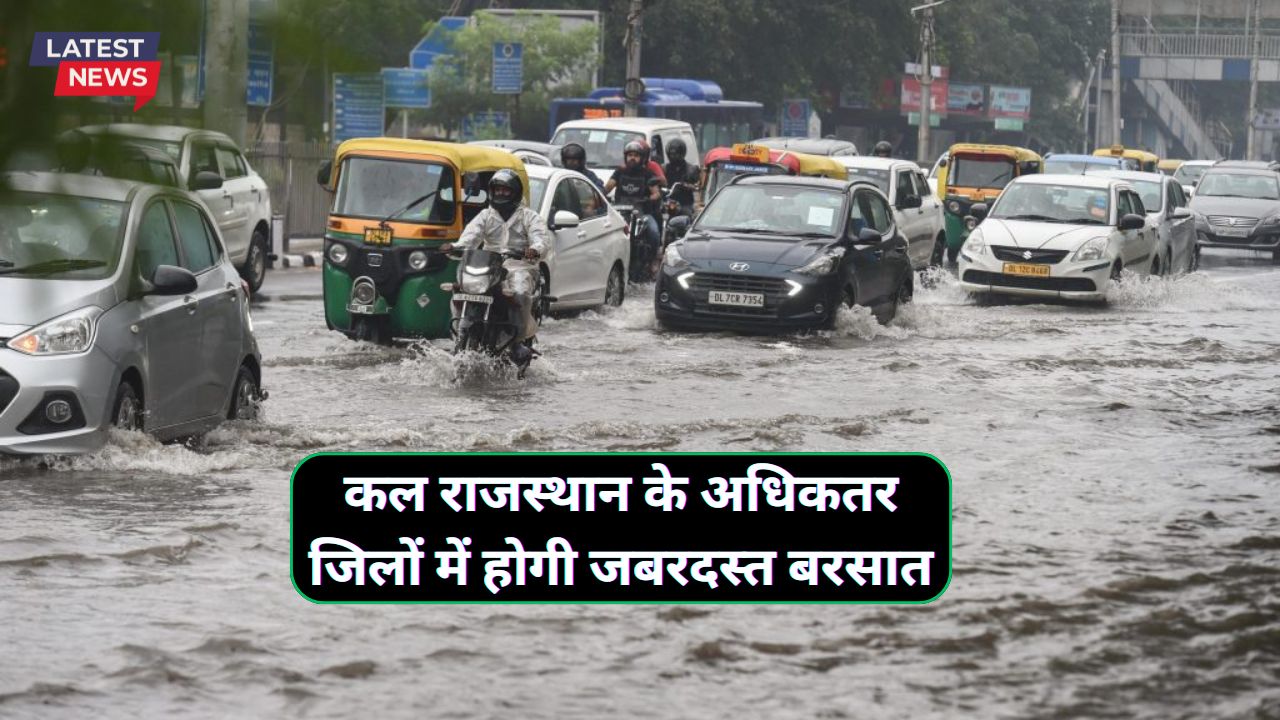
[729,262,750,272]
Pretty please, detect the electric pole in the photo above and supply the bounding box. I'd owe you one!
[624,0,644,118]
[202,0,249,146]
[1246,0,1261,159]
[912,1,947,164]
[1110,0,1121,146]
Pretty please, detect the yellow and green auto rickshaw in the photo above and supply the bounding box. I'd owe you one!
[938,143,1042,262]
[1093,144,1159,173]
[316,138,528,343]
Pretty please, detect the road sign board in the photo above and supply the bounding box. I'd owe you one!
[382,68,431,109]
[247,9,272,107]
[462,111,511,141]
[780,99,809,137]
[492,42,523,94]
[333,73,385,143]
[907,112,941,127]
[994,118,1025,131]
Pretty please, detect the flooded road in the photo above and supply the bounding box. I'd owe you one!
[2,251,1278,719]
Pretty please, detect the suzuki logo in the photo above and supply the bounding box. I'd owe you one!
[1022,250,1033,260]
[729,262,750,272]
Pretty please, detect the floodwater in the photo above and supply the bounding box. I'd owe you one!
[2,251,1278,719]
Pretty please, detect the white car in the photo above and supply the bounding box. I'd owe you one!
[550,117,699,185]
[958,175,1159,302]
[1173,160,1216,198]
[76,124,274,293]
[1086,169,1198,275]
[837,156,946,269]
[524,164,630,310]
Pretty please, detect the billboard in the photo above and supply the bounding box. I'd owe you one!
[947,83,986,116]
[988,86,1032,120]
[900,76,948,116]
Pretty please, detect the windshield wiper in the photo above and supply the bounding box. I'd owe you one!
[379,190,441,227]
[0,258,107,275]
[1000,214,1062,222]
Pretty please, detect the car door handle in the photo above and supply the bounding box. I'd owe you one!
[225,282,239,302]
[575,230,587,239]
[183,295,198,314]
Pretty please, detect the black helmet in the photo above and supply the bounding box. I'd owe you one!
[561,142,586,166]
[488,168,523,210]
[667,138,687,162]
[623,140,646,167]
[872,141,893,157]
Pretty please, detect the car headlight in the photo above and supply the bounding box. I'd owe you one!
[664,242,689,269]
[1072,237,1108,262]
[963,233,987,257]
[793,247,845,276]
[7,306,102,356]
[407,250,428,271]
[460,271,490,294]
[1261,214,1280,226]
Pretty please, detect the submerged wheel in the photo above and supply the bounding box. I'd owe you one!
[605,263,625,306]
[1151,254,1162,277]
[1190,244,1201,272]
[946,244,960,265]
[227,364,261,421]
[874,274,912,325]
[111,380,143,431]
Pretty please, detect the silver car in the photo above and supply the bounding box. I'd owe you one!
[0,172,264,455]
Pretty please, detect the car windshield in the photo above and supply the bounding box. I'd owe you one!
[1130,179,1162,212]
[697,184,845,236]
[705,162,789,198]
[113,137,182,162]
[1194,172,1280,200]
[0,191,124,279]
[527,176,548,209]
[843,167,890,193]
[990,183,1111,225]
[949,156,1016,189]
[333,157,457,224]
[550,128,644,170]
[1173,164,1209,184]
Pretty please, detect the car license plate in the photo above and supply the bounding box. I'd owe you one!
[364,227,393,246]
[1002,263,1050,277]
[1216,227,1249,238]
[454,293,493,304]
[709,290,765,307]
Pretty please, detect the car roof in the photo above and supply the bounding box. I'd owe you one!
[555,117,690,131]
[76,123,229,144]
[523,164,561,180]
[1179,159,1217,167]
[470,139,560,153]
[1200,165,1279,176]
[1045,153,1123,164]
[752,137,857,155]
[1083,169,1167,184]
[1,170,154,201]
[1012,173,1120,190]
[1213,160,1280,170]
[835,156,917,171]
[734,175,852,191]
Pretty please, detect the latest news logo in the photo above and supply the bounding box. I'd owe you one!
[29,32,161,111]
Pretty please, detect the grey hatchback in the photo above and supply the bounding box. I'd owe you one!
[0,172,265,455]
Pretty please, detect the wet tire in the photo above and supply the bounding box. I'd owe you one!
[1151,254,1162,277]
[929,233,946,267]
[240,229,268,295]
[227,364,261,421]
[605,263,625,307]
[1272,247,1280,265]
[111,380,143,431]
[1190,245,1201,273]
[875,274,912,325]
[946,244,959,265]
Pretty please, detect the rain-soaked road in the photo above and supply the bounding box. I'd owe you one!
[2,251,1278,719]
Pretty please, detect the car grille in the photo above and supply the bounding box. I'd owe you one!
[688,273,790,317]
[963,269,1097,293]
[1206,215,1259,229]
[991,246,1071,264]
[0,369,18,417]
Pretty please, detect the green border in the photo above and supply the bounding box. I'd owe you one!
[289,451,954,605]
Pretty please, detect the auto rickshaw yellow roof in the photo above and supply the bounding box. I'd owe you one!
[787,151,848,180]
[333,137,528,190]
[947,143,1042,162]
[1093,145,1159,164]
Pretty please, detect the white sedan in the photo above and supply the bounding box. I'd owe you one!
[958,174,1159,302]
[525,164,630,311]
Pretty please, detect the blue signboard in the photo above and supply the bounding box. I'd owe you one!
[382,68,431,109]
[333,73,385,143]
[410,16,467,70]
[247,14,273,107]
[492,42,523,94]
[780,99,810,137]
[461,111,511,141]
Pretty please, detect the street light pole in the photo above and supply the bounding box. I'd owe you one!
[912,0,948,164]
[1246,0,1261,159]
[624,0,644,118]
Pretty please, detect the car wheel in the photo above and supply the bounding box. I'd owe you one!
[1273,247,1280,266]
[1109,261,1124,290]
[874,273,912,325]
[605,262,625,307]
[1190,244,1201,272]
[227,364,262,421]
[111,380,143,431]
[240,229,269,295]
[929,233,946,267]
[946,244,959,265]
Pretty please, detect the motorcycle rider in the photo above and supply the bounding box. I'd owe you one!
[662,138,700,218]
[872,141,893,158]
[604,140,662,262]
[440,169,550,359]
[560,142,605,191]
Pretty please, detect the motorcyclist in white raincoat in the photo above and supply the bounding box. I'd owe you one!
[441,169,550,349]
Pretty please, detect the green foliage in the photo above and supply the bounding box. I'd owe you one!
[426,10,598,139]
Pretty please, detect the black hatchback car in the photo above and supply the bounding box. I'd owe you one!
[655,176,913,331]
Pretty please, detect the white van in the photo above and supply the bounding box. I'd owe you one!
[550,117,699,184]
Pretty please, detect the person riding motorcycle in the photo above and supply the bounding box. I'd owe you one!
[662,138,700,218]
[604,140,662,261]
[872,141,893,158]
[440,169,550,356]
[560,142,605,191]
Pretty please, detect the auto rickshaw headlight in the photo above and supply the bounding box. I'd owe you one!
[352,279,377,305]
[328,243,349,266]
[947,200,962,214]
[407,250,429,271]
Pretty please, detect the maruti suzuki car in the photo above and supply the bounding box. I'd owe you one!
[0,172,264,455]
[655,176,913,332]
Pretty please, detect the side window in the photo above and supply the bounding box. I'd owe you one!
[864,192,892,233]
[650,134,666,165]
[849,191,867,234]
[913,172,931,198]
[679,131,698,164]
[1128,191,1146,216]
[895,171,915,201]
[189,142,219,184]
[234,151,249,177]
[135,202,180,279]
[570,178,605,220]
[1168,182,1185,209]
[171,201,217,273]
[216,146,245,179]
[550,180,581,219]
[1115,190,1133,218]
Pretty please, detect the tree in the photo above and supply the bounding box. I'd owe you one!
[426,10,598,139]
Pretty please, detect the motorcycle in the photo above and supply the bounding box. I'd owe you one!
[660,181,694,249]
[617,182,694,283]
[440,247,548,378]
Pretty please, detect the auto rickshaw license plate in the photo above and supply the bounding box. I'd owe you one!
[1002,263,1050,277]
[709,290,764,307]
[364,227,393,246]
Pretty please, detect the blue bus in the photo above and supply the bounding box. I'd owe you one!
[549,78,765,151]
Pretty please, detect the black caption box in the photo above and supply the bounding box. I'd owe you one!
[291,453,951,603]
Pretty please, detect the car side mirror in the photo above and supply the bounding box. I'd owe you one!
[898,194,922,209]
[191,171,223,191]
[854,227,883,245]
[1119,213,1146,231]
[551,210,580,229]
[316,160,333,189]
[1171,207,1192,219]
[150,264,198,295]
[969,202,989,220]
